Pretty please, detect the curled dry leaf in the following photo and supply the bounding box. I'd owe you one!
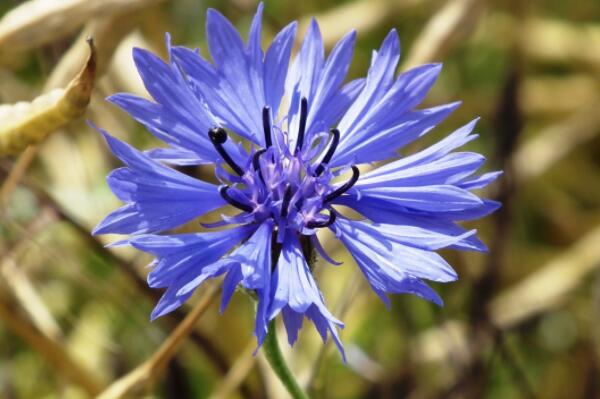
[0,39,96,156]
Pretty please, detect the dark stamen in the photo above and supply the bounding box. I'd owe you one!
[306,209,336,228]
[219,186,253,213]
[324,166,360,203]
[280,184,292,218]
[294,97,308,155]
[262,106,272,148]
[209,127,244,176]
[314,128,340,176]
[252,149,267,184]
[252,149,266,171]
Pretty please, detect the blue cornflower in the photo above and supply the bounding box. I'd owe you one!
[93,4,500,358]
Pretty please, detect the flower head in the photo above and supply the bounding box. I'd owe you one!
[94,4,500,358]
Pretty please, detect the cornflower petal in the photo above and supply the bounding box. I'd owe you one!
[336,218,458,283]
[93,3,500,359]
[121,225,254,319]
[263,22,298,120]
[334,219,446,307]
[92,129,225,235]
[286,19,325,143]
[206,9,265,142]
[229,221,274,344]
[304,30,357,140]
[269,235,345,357]
[143,146,207,166]
[335,30,400,142]
[337,195,489,252]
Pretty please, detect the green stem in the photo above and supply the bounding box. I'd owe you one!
[264,320,310,399]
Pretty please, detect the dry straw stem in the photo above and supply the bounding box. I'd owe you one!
[0,257,64,337]
[255,337,289,399]
[96,284,219,399]
[45,11,145,90]
[0,209,63,342]
[0,39,96,156]
[0,0,166,51]
[402,0,487,69]
[299,0,433,48]
[208,341,257,399]
[412,99,600,366]
[513,100,600,183]
[520,75,599,116]
[490,225,600,329]
[0,292,104,395]
[522,17,600,68]
[413,101,600,365]
[107,30,160,96]
[8,175,255,398]
[482,14,600,68]
[0,146,38,209]
[415,223,600,365]
[306,270,363,392]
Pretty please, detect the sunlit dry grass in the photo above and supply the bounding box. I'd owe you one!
[1,0,599,398]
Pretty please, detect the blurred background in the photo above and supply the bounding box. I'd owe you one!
[1,0,599,398]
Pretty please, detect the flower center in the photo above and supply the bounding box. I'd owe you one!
[208,98,359,238]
